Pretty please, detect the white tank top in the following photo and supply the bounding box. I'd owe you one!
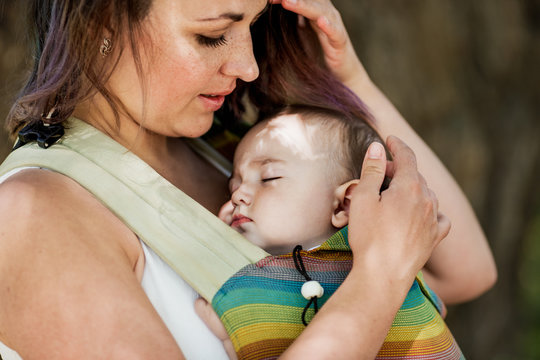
[140,241,228,358]
[0,168,229,359]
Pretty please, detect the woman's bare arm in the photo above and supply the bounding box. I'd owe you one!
[271,0,497,304]
[350,82,497,303]
[0,170,184,359]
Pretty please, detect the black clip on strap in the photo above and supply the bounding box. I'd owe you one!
[13,121,65,151]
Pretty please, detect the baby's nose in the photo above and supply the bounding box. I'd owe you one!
[231,184,252,206]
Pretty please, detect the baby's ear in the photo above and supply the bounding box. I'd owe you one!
[331,179,360,228]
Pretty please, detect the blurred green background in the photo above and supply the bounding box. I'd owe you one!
[1,1,539,358]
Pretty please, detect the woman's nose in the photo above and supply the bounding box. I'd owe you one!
[221,33,259,82]
[231,184,252,206]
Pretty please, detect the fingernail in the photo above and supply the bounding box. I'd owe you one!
[368,142,384,159]
[287,0,297,4]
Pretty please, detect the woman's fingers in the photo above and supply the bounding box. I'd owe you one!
[385,135,419,181]
[194,298,229,341]
[270,0,337,26]
[354,141,387,199]
[348,135,450,278]
[385,160,395,178]
[268,0,361,83]
[271,0,328,20]
[277,0,346,47]
[194,298,238,360]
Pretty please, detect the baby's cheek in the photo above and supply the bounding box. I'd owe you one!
[218,200,234,225]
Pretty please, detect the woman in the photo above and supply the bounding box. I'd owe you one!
[0,0,495,359]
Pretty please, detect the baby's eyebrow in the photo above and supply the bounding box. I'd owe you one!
[259,158,285,165]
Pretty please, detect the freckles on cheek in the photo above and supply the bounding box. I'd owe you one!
[152,32,210,82]
[176,53,220,93]
[151,55,201,102]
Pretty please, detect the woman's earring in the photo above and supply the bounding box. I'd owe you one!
[100,38,112,57]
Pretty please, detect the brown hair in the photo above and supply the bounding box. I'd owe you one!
[220,5,374,131]
[220,5,387,183]
[5,0,152,137]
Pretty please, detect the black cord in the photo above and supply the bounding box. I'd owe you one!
[293,245,319,326]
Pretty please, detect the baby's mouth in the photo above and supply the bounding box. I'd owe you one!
[231,214,252,228]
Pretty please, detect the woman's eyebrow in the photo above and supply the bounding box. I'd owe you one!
[198,13,244,22]
[197,3,269,23]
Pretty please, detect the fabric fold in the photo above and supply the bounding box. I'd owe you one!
[0,117,268,300]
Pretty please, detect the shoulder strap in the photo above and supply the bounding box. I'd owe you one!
[0,118,268,300]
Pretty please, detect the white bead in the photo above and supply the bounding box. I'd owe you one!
[301,280,324,299]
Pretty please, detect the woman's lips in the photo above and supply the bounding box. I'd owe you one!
[198,94,225,111]
[231,214,252,228]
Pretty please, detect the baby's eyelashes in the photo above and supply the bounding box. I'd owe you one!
[261,176,282,183]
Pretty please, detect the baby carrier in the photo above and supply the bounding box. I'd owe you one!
[0,118,464,359]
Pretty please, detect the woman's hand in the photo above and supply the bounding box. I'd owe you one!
[194,298,237,360]
[269,0,368,88]
[349,137,451,281]
[281,138,450,359]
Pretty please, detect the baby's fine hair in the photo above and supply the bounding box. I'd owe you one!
[264,105,387,184]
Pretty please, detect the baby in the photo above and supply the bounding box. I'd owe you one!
[195,105,463,360]
[220,104,382,255]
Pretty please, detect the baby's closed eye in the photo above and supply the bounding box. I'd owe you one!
[261,176,281,183]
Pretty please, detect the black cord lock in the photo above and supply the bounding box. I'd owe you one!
[13,121,65,150]
[293,245,325,326]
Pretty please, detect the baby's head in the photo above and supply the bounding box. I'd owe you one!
[221,105,385,255]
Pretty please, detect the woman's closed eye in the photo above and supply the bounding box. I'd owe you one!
[196,34,228,48]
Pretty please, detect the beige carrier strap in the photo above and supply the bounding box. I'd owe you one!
[0,118,268,300]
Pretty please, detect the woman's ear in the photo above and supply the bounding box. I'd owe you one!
[331,179,360,228]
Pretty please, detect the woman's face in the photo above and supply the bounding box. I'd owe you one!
[107,0,266,138]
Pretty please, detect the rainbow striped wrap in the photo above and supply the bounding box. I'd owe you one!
[212,227,465,359]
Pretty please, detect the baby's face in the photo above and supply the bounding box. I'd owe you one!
[224,114,339,255]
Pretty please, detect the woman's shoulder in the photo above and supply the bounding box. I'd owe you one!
[0,168,77,226]
[0,167,77,203]
[0,168,143,271]
[0,169,173,357]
